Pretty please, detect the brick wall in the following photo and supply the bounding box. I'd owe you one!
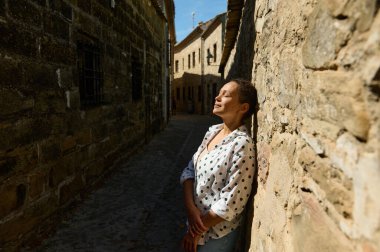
[0,0,167,250]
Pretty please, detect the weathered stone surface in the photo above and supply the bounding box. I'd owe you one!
[226,0,380,251]
[8,0,42,28]
[0,183,27,218]
[0,89,34,116]
[48,153,78,187]
[292,192,355,252]
[29,171,46,200]
[302,2,353,69]
[0,23,38,58]
[353,151,380,239]
[0,193,57,243]
[349,0,377,32]
[59,175,84,205]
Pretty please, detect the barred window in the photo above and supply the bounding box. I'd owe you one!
[77,43,103,108]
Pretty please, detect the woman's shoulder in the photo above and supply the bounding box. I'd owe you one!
[233,126,253,145]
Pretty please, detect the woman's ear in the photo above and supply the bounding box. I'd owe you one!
[240,103,249,114]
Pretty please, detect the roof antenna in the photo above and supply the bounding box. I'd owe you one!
[192,11,195,28]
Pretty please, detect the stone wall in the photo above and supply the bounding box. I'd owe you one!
[0,0,168,250]
[226,0,380,251]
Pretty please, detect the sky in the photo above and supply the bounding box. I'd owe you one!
[174,0,227,43]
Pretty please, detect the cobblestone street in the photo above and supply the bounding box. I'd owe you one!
[34,114,220,252]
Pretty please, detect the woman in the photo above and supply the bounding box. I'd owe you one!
[180,79,257,252]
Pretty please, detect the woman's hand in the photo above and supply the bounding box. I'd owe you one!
[182,232,201,252]
[186,205,208,237]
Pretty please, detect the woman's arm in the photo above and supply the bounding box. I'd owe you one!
[201,209,224,228]
[183,179,208,236]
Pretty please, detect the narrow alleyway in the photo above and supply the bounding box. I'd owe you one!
[33,114,220,252]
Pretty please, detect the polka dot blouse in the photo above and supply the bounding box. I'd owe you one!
[180,123,255,245]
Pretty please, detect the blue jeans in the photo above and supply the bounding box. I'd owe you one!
[197,227,240,252]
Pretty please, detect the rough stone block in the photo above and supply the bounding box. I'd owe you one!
[43,13,70,41]
[0,183,27,218]
[23,62,57,90]
[60,136,76,154]
[59,175,84,205]
[328,133,359,179]
[0,120,34,150]
[50,0,72,20]
[76,129,92,146]
[28,171,46,200]
[84,159,106,184]
[300,130,325,155]
[353,152,380,239]
[302,4,351,69]
[0,89,34,117]
[313,71,363,98]
[0,55,23,88]
[40,36,76,65]
[292,192,355,252]
[301,117,341,141]
[0,23,37,58]
[0,156,17,176]
[30,0,46,7]
[9,0,42,27]
[321,0,349,17]
[349,0,377,32]
[77,0,92,14]
[38,138,61,163]
[48,155,76,187]
[34,91,66,113]
[299,147,353,218]
[0,193,57,244]
[342,101,370,141]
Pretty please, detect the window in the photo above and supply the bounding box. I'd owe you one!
[132,57,142,101]
[188,54,190,69]
[213,43,217,62]
[207,48,211,65]
[182,58,184,70]
[176,87,180,100]
[175,60,179,72]
[182,87,185,100]
[198,48,201,63]
[77,42,103,108]
[192,51,195,67]
[188,87,191,99]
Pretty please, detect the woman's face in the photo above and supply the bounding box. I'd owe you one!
[213,81,246,121]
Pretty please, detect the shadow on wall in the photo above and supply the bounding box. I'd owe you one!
[226,0,256,81]
[172,72,222,115]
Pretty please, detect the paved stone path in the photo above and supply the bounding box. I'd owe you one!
[35,114,220,252]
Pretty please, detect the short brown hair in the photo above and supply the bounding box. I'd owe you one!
[231,79,258,120]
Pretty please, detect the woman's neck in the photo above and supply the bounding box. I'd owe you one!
[222,120,243,135]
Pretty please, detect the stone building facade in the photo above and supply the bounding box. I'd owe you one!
[221,0,380,251]
[173,13,226,114]
[0,0,174,250]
